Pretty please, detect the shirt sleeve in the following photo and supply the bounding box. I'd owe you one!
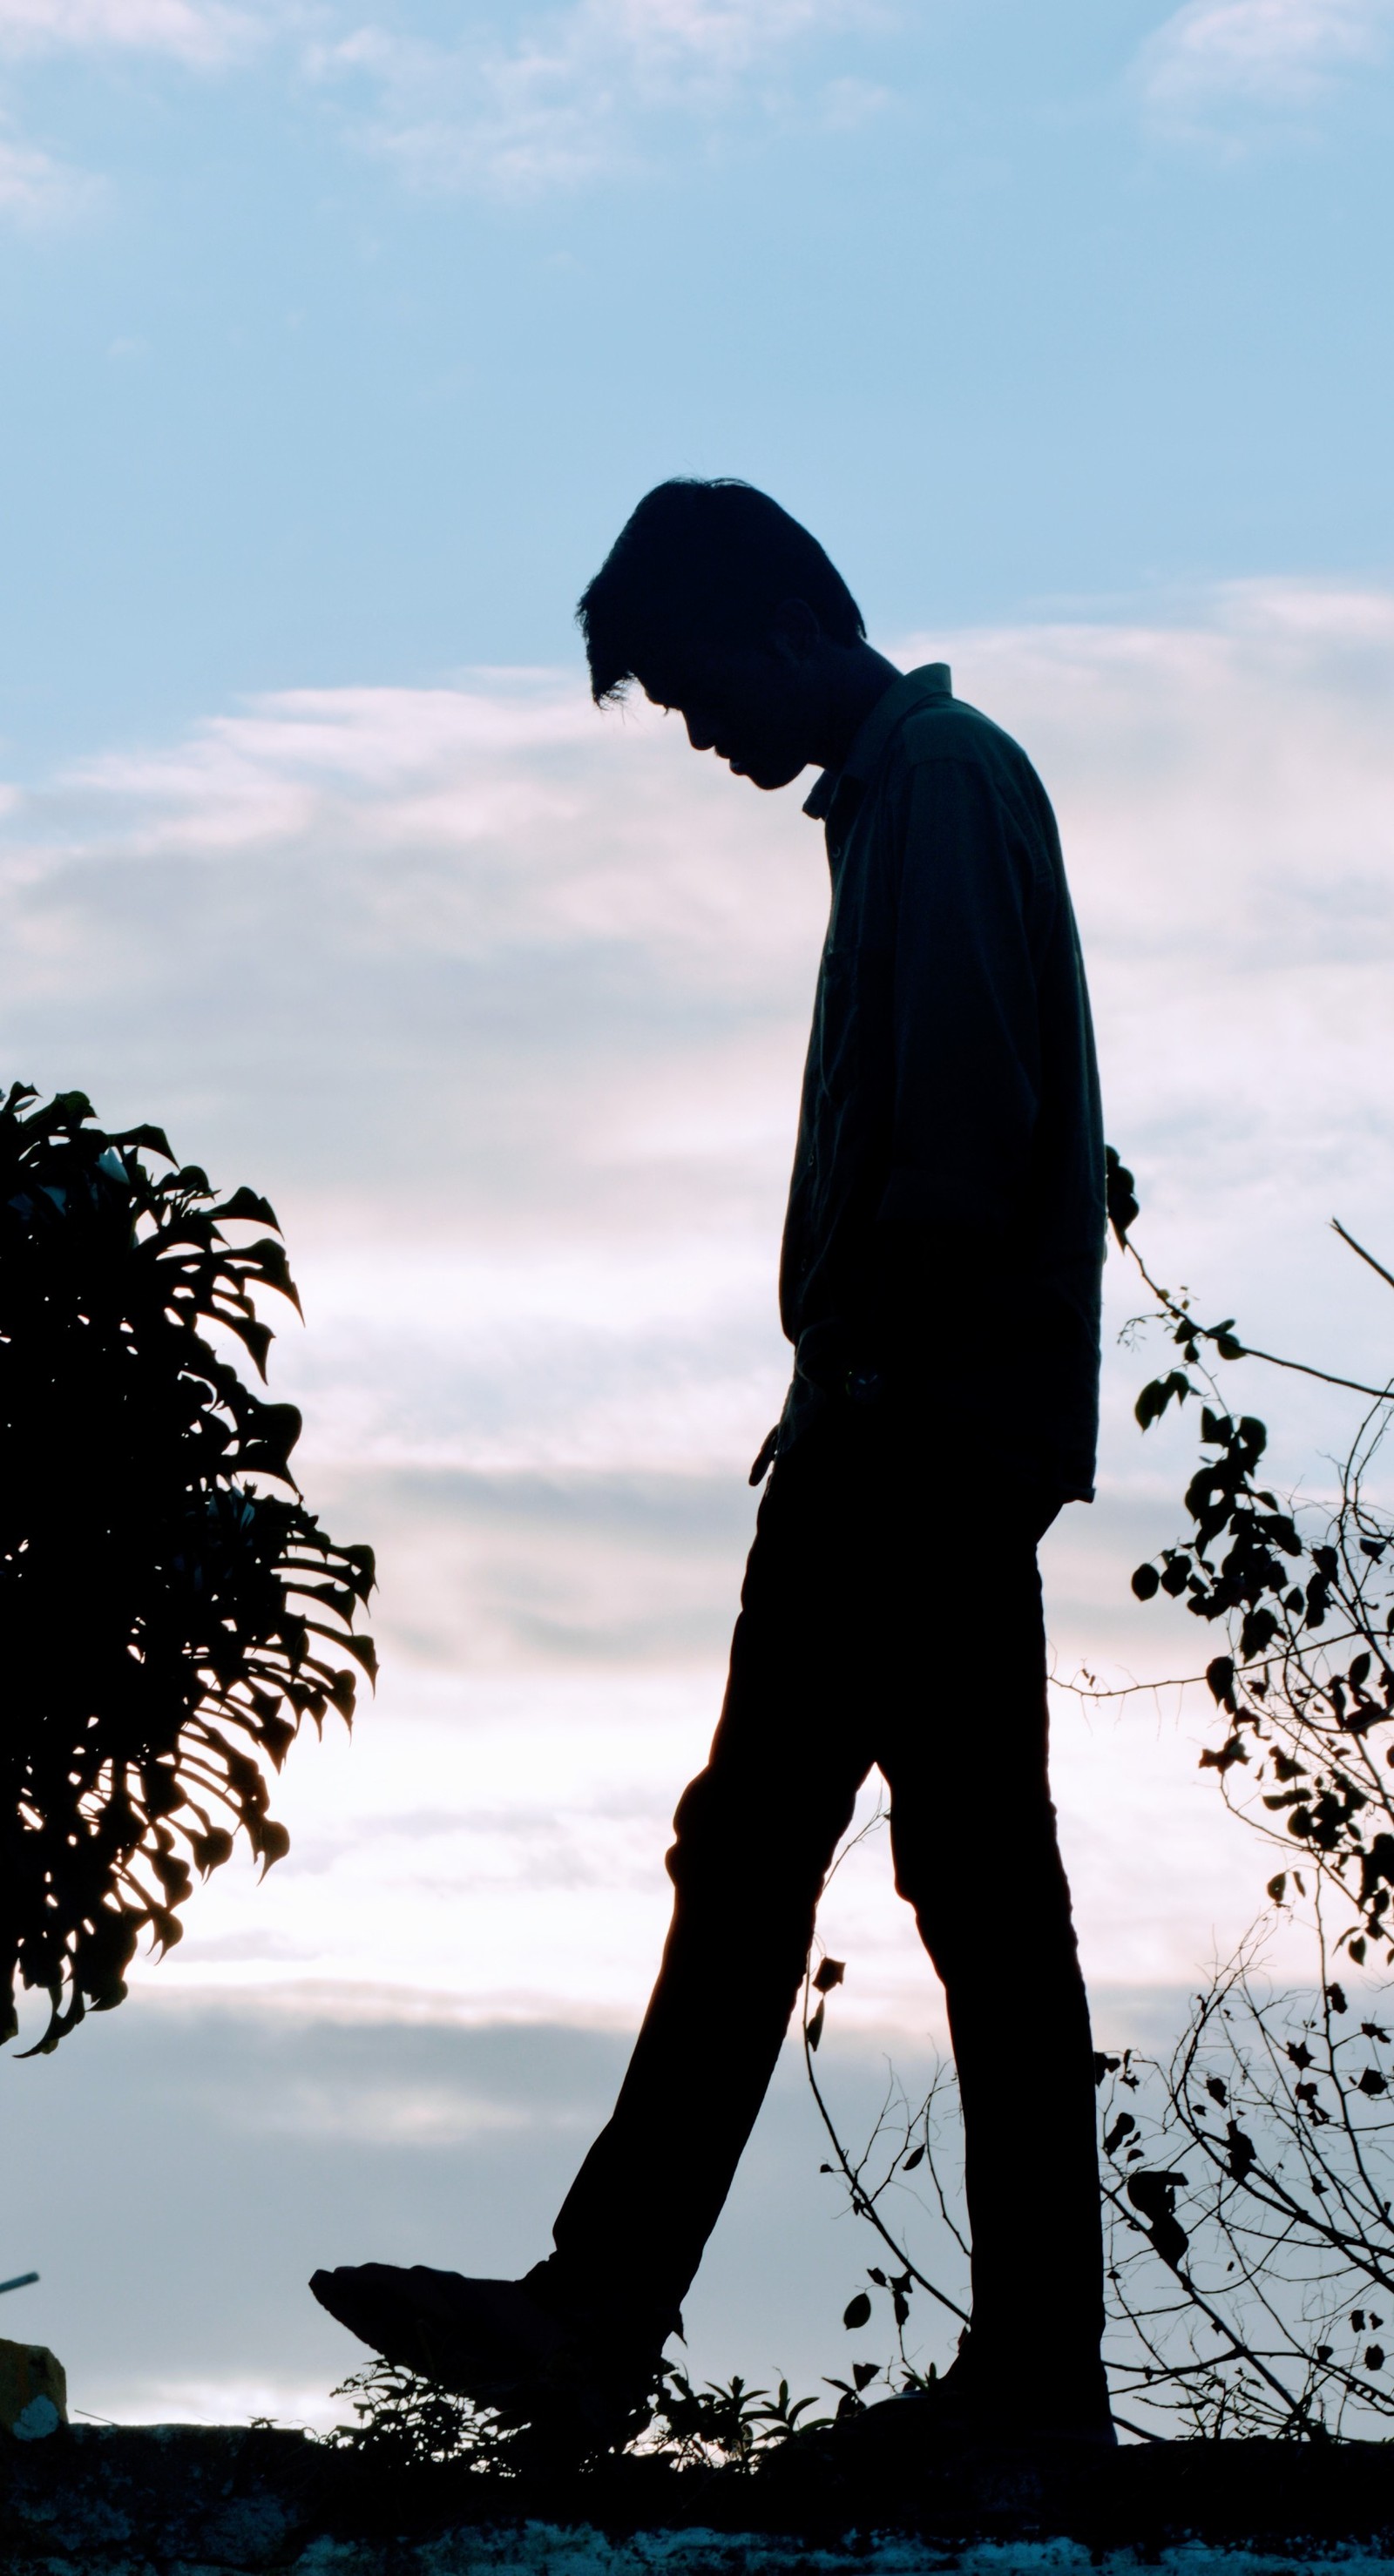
[876,751,1051,1241]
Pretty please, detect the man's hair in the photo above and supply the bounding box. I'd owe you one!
[576,478,866,704]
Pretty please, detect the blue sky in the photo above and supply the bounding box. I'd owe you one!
[3,0,1394,2430]
[2,0,1392,754]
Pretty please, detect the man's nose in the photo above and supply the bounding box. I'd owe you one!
[683,710,717,752]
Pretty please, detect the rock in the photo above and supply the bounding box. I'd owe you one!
[0,2336,67,2439]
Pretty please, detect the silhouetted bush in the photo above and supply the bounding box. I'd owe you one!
[325,2357,827,2474]
[1114,1148,1394,1968]
[0,1082,375,2056]
[1097,1943,1394,2437]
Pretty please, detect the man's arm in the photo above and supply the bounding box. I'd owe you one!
[867,751,1051,1379]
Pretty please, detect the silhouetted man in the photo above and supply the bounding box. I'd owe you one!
[314,479,1111,2448]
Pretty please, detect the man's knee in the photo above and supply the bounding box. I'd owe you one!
[666,1758,854,1908]
[890,1798,1077,1975]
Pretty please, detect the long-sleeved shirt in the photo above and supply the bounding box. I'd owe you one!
[775,660,1106,1504]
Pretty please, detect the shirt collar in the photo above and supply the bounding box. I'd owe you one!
[802,662,952,822]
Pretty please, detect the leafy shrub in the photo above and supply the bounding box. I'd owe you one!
[0,1082,375,2055]
[1111,1146,1394,1968]
[325,2357,826,2472]
[1098,1951,1394,2438]
[325,2360,519,2471]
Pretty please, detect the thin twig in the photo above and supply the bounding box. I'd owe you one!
[800,1967,969,2326]
[1053,1625,1369,1706]
[1332,1220,1394,1300]
[1124,1236,1393,1405]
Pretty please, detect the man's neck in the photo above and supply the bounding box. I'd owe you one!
[812,643,903,774]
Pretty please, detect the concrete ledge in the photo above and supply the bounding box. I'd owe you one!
[4,2424,1394,2574]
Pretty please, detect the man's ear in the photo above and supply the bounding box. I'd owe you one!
[768,598,822,664]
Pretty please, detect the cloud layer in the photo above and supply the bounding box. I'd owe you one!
[0,1983,1190,2426]
[4,584,1392,2037]
[0,0,1384,231]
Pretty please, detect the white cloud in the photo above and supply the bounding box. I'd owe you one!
[580,0,865,77]
[0,122,94,213]
[0,0,257,221]
[0,0,252,60]
[1140,0,1391,112]
[3,667,825,1484]
[9,581,1394,1490]
[311,0,881,194]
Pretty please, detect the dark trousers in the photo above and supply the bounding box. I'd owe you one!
[552,1415,1106,2397]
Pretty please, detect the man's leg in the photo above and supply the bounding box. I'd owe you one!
[550,1437,873,2327]
[311,1430,873,2405]
[877,1505,1107,2425]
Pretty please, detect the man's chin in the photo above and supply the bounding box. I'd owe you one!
[734,756,809,793]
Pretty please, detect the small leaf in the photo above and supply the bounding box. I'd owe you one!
[813,1957,845,1993]
[1135,1370,1192,1430]
[1104,1146,1140,1244]
[1206,1656,1236,1708]
[807,1999,826,2052]
[1225,2120,1257,2181]
[842,2293,872,2331]
[1200,1735,1246,1773]
[212,1185,280,1227]
[241,1235,303,1315]
[1126,2170,1188,2269]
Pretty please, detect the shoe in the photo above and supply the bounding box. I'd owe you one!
[309,2257,665,2451]
[842,2350,1117,2457]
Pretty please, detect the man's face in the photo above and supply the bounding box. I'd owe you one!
[639,635,818,793]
